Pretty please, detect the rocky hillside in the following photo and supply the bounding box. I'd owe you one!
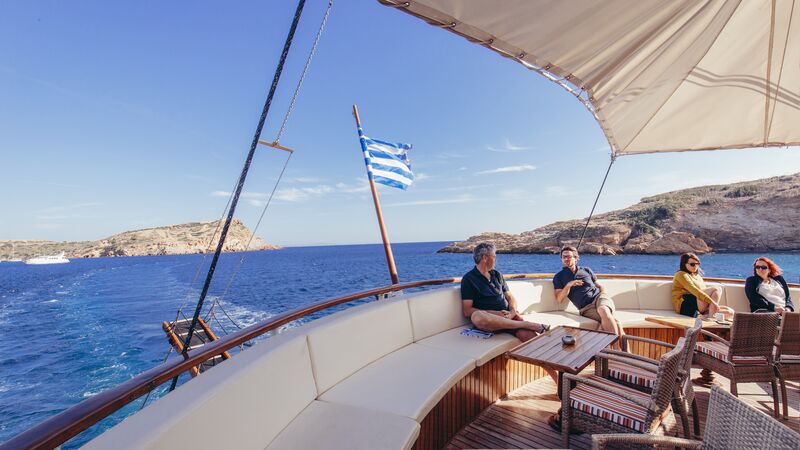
[0,219,279,259]
[440,173,800,255]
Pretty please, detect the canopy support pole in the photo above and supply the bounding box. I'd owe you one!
[576,157,615,251]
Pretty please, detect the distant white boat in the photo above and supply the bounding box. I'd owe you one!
[25,252,70,265]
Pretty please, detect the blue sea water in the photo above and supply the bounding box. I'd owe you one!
[1,242,799,447]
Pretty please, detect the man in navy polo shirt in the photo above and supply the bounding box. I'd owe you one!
[553,246,624,338]
[461,242,550,341]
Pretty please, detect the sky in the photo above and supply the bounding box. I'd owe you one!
[1,1,799,247]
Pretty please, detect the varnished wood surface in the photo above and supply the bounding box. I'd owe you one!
[507,327,618,373]
[444,368,800,449]
[645,315,731,331]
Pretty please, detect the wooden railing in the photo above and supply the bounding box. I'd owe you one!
[1,273,795,449]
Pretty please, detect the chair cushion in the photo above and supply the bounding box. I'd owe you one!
[569,375,655,432]
[266,400,420,450]
[607,360,657,389]
[521,311,599,329]
[415,326,520,366]
[406,287,468,341]
[695,341,769,365]
[307,298,414,394]
[319,343,475,421]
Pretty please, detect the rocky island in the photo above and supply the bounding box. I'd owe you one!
[0,219,279,260]
[440,173,800,255]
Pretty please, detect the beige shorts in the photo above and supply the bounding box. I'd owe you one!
[579,294,616,322]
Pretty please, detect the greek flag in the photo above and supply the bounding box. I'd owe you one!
[362,136,414,190]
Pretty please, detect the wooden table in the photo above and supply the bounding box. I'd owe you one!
[645,315,731,386]
[506,325,619,399]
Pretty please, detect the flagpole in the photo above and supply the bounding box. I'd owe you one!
[352,104,400,285]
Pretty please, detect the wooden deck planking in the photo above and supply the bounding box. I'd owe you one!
[445,368,799,449]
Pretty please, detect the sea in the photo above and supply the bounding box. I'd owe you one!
[1,241,799,448]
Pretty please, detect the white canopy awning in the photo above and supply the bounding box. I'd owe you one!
[379,0,800,158]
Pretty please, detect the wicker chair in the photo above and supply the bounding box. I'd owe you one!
[561,338,686,448]
[694,312,781,417]
[592,385,800,449]
[594,318,703,438]
[775,311,800,420]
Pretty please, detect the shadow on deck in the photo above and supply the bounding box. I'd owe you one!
[445,368,799,449]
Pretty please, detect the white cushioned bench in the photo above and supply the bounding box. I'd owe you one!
[85,277,788,450]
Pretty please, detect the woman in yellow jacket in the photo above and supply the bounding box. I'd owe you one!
[672,253,734,318]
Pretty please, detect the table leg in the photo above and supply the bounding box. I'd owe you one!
[557,371,564,399]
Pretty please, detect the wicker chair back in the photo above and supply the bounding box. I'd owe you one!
[647,337,686,414]
[729,312,780,359]
[701,385,800,449]
[776,311,800,358]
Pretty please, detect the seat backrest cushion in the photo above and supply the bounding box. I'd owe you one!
[307,298,414,394]
[723,283,749,312]
[83,333,317,450]
[636,281,674,310]
[407,286,469,341]
[515,280,577,313]
[597,279,640,309]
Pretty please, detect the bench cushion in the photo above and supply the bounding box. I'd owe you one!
[415,326,520,366]
[83,334,317,450]
[636,281,674,310]
[406,287,469,341]
[722,283,749,311]
[319,343,475,421]
[308,299,414,394]
[522,311,599,330]
[266,400,420,450]
[600,280,641,309]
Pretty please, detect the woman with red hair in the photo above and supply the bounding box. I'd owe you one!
[744,257,795,313]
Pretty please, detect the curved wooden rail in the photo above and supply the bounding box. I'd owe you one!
[2,273,795,449]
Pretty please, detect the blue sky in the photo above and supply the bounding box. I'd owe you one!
[2,1,799,247]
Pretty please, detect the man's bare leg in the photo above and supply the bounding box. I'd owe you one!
[471,311,546,333]
[597,306,624,349]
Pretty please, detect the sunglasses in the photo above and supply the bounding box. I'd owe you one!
[687,262,700,267]
[754,265,769,270]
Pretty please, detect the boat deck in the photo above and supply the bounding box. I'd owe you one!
[445,368,799,449]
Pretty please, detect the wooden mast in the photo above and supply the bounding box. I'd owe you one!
[352,104,399,285]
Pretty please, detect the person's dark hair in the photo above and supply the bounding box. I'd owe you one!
[560,245,579,257]
[753,257,782,278]
[473,242,496,264]
[679,252,700,273]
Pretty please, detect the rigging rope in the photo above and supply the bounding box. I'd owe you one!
[168,0,309,393]
[204,1,332,333]
[576,157,616,250]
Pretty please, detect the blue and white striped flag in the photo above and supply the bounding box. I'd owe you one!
[361,136,414,190]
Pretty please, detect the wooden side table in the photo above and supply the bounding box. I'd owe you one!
[506,326,619,398]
